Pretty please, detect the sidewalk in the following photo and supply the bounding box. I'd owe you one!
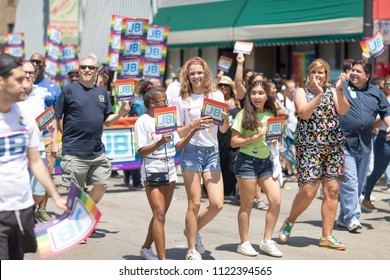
[25,170,390,260]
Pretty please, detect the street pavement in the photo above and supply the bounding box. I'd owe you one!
[25,169,390,261]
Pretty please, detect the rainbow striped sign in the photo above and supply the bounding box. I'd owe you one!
[360,30,385,58]
[34,179,101,258]
[154,106,177,135]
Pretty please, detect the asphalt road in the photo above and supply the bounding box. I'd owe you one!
[24,168,390,261]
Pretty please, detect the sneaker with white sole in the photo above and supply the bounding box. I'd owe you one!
[140,247,158,260]
[237,241,258,257]
[259,239,283,257]
[278,219,293,243]
[360,199,378,212]
[347,218,362,233]
[185,250,202,260]
[195,233,205,254]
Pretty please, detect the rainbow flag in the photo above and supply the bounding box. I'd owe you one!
[292,52,315,88]
[34,179,101,259]
[360,30,385,58]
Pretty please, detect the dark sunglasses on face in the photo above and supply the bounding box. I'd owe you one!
[30,59,43,65]
[79,65,97,70]
[385,81,390,86]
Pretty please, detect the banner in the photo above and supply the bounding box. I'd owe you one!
[53,117,181,174]
[3,32,25,58]
[34,179,101,258]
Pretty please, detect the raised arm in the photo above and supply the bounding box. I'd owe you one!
[235,52,247,100]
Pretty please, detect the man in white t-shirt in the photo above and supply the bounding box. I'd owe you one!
[0,53,68,260]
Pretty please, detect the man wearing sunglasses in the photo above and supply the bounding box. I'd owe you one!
[55,55,130,209]
[29,53,62,223]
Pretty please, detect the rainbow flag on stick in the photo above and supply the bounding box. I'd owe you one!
[34,179,101,258]
[360,30,386,58]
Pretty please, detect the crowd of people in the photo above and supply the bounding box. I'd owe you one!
[1,49,389,260]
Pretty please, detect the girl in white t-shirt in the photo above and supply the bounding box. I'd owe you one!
[174,57,230,260]
[134,80,198,260]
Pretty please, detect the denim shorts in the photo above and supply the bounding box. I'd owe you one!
[234,152,273,179]
[30,150,48,196]
[180,143,221,172]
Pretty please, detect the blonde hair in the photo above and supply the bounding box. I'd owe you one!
[308,58,330,85]
[180,57,213,99]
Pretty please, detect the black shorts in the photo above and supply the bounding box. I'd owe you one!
[0,206,37,260]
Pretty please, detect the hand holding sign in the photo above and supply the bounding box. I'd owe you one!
[201,98,228,125]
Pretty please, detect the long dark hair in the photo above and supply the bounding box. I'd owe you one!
[242,80,277,131]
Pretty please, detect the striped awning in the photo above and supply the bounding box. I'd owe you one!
[153,0,364,48]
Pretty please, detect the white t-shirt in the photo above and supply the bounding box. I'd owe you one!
[285,96,297,132]
[175,90,224,147]
[0,103,40,211]
[17,85,47,151]
[166,80,181,106]
[135,114,180,158]
[135,114,181,182]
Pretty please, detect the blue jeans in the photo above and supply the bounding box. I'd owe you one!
[338,147,371,224]
[364,131,390,200]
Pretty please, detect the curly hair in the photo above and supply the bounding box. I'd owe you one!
[242,80,277,131]
[180,57,214,100]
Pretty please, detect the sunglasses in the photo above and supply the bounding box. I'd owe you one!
[30,59,43,65]
[79,65,97,70]
[385,81,390,86]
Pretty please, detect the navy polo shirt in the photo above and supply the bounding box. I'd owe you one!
[339,81,390,154]
[55,82,113,156]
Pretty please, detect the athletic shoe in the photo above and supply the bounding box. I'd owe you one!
[278,219,293,243]
[347,218,362,233]
[360,199,378,212]
[259,240,283,257]
[237,241,258,257]
[185,250,202,260]
[140,247,158,260]
[195,233,205,254]
[183,231,205,254]
[319,236,346,250]
[36,208,52,222]
[253,199,269,211]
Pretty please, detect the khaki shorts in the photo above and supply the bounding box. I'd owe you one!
[60,154,111,188]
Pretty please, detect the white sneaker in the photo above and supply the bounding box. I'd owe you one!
[237,241,258,256]
[347,218,362,233]
[140,247,158,260]
[185,250,202,260]
[195,233,205,254]
[259,239,283,257]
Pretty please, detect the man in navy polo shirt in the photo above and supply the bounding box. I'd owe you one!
[55,55,130,204]
[337,60,390,233]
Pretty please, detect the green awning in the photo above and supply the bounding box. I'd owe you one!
[152,0,364,48]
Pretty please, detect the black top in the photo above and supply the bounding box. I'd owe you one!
[339,81,390,154]
[55,82,113,156]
